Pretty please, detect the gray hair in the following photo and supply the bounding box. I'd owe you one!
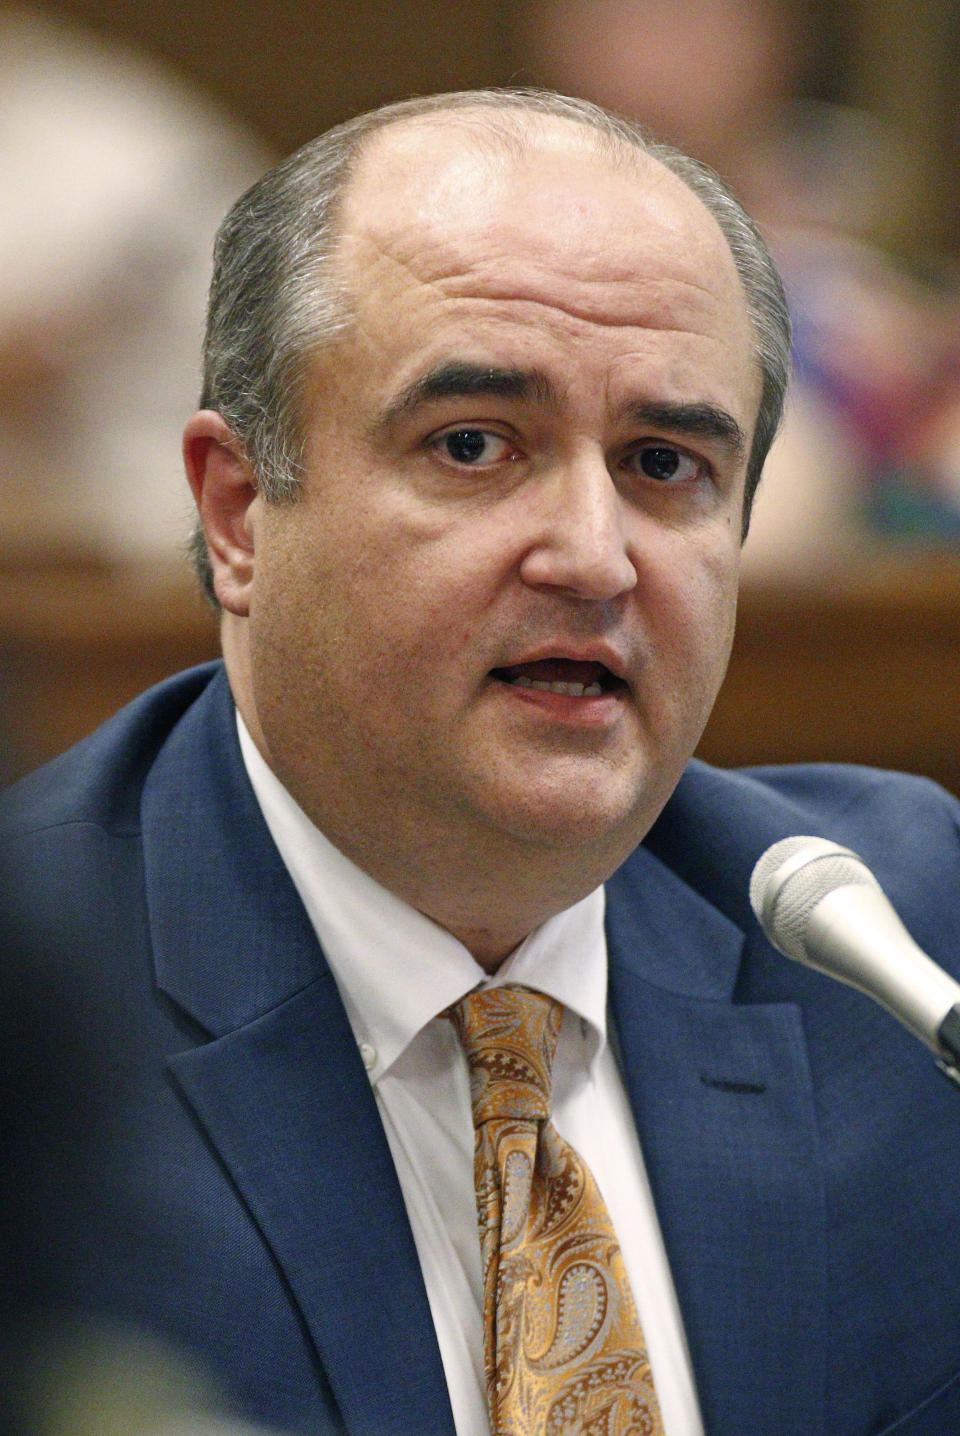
[192,88,790,601]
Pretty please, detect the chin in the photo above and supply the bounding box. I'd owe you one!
[477,776,661,857]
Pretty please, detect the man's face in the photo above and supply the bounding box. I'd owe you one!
[240,117,761,898]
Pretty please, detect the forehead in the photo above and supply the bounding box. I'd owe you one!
[327,112,757,411]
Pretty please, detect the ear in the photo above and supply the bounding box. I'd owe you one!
[183,410,260,616]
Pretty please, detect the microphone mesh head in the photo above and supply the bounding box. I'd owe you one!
[749,836,880,962]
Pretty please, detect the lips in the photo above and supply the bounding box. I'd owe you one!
[491,657,625,697]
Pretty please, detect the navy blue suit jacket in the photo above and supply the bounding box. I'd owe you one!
[3,661,960,1434]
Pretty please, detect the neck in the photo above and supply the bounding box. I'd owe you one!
[324,815,619,973]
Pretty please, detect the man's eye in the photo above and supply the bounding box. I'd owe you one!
[627,445,704,483]
[434,429,515,467]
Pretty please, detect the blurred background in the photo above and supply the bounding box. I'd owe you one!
[2,0,959,792]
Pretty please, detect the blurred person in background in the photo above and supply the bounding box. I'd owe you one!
[513,0,960,577]
[0,7,272,566]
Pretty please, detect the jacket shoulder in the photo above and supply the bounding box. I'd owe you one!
[642,758,960,934]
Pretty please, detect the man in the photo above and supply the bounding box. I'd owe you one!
[3,90,960,1436]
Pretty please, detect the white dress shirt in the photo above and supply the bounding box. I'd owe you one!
[237,714,704,1435]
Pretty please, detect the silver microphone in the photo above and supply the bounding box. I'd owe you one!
[749,836,960,1074]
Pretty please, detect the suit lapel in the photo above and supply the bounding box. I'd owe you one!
[606,845,829,1436]
[142,669,455,1436]
[166,978,455,1436]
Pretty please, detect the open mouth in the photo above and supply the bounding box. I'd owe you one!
[490,658,626,698]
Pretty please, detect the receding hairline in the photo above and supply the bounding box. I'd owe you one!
[317,100,750,352]
[349,97,653,168]
[331,99,710,251]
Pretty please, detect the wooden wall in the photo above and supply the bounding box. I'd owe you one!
[35,0,505,152]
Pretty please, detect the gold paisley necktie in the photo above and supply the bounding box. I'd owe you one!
[448,984,664,1436]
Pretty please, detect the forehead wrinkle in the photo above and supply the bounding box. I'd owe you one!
[345,129,736,294]
[387,252,752,349]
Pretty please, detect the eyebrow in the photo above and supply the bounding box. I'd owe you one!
[375,361,747,462]
[625,401,747,462]
[376,362,559,429]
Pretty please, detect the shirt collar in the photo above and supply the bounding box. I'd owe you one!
[237,711,609,1079]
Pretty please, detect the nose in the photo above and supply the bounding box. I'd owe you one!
[518,450,638,602]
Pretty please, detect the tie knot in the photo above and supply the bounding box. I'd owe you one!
[447,985,562,1125]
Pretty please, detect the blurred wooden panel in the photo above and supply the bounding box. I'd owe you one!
[43,0,505,152]
[846,0,960,258]
[2,553,959,796]
[698,554,960,796]
[0,560,218,781]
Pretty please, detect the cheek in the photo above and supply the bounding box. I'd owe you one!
[691,559,739,676]
[647,536,740,689]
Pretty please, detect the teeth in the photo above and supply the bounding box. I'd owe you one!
[509,676,604,697]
